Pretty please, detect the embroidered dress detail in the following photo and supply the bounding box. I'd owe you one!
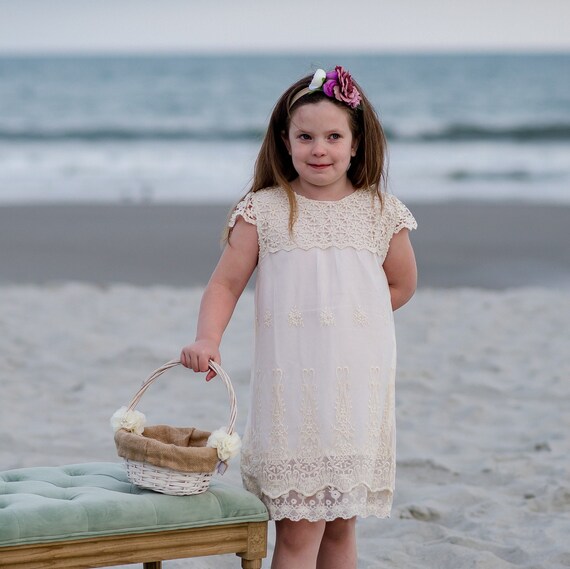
[334,367,355,456]
[299,369,320,458]
[234,186,416,521]
[263,310,273,328]
[353,305,369,327]
[288,306,304,327]
[268,369,288,459]
[320,307,336,327]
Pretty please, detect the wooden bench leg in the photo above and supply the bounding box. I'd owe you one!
[237,521,267,569]
[143,562,162,569]
[241,559,262,569]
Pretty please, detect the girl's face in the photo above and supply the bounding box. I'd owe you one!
[284,100,358,196]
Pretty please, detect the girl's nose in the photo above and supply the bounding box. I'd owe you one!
[312,141,326,156]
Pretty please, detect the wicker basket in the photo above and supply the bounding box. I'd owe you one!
[113,359,237,496]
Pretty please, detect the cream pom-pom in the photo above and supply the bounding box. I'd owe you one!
[110,406,146,435]
[207,428,242,462]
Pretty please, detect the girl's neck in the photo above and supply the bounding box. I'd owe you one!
[291,178,355,202]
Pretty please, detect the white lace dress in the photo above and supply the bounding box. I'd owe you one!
[229,187,417,521]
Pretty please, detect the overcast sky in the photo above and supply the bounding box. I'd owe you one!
[1,0,569,54]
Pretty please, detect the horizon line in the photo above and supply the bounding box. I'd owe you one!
[0,46,569,58]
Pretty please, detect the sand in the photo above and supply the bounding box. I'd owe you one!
[1,201,569,568]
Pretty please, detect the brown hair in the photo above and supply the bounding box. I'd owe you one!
[225,70,389,241]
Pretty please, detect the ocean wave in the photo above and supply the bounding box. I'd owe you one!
[1,122,569,143]
[447,169,567,182]
[411,123,570,142]
[0,126,266,143]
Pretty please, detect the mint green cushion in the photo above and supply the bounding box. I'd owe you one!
[0,462,267,547]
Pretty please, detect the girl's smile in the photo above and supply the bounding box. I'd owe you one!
[284,100,358,200]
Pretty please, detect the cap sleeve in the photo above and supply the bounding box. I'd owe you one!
[386,194,417,234]
[228,192,257,228]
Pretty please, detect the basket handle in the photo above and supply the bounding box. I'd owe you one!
[125,359,237,436]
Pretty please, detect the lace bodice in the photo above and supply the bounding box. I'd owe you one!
[229,187,417,262]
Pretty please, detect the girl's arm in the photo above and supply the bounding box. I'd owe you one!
[180,217,259,379]
[383,229,417,311]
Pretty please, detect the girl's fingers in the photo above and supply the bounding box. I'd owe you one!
[197,353,209,373]
[180,350,192,368]
[179,344,220,379]
[191,354,201,373]
[205,354,220,382]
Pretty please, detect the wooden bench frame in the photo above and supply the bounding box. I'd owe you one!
[0,520,267,569]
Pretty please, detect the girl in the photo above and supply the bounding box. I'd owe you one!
[181,66,417,569]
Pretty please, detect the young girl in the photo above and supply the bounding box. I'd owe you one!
[180,66,417,569]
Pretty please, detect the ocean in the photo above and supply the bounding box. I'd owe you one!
[0,53,568,205]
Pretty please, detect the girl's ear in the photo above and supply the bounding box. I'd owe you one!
[281,131,291,155]
[351,138,359,157]
[350,136,360,158]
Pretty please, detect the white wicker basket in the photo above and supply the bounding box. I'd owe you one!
[116,359,237,496]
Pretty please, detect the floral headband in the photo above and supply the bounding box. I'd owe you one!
[289,66,362,110]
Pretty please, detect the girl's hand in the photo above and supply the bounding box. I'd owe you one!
[179,339,220,381]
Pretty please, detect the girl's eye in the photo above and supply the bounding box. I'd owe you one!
[299,134,311,140]
[329,133,341,140]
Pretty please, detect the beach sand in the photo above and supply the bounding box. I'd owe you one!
[1,201,569,567]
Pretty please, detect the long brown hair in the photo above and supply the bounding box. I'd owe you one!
[225,70,389,241]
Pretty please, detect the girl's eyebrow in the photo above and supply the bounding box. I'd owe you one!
[289,118,348,133]
[290,125,346,134]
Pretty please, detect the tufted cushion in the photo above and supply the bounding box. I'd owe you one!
[0,462,268,547]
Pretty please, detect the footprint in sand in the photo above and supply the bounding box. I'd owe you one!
[399,504,441,522]
[527,485,570,513]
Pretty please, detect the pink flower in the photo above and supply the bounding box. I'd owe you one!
[332,66,361,109]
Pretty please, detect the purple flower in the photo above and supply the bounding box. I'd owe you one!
[323,79,337,97]
[322,70,339,96]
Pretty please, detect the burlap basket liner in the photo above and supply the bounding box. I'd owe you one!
[115,425,218,474]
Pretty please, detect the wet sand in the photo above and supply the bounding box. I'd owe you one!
[1,200,569,288]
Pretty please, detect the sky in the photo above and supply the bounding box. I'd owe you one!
[0,0,569,54]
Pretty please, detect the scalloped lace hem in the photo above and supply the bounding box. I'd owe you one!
[258,242,382,256]
[259,484,393,522]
